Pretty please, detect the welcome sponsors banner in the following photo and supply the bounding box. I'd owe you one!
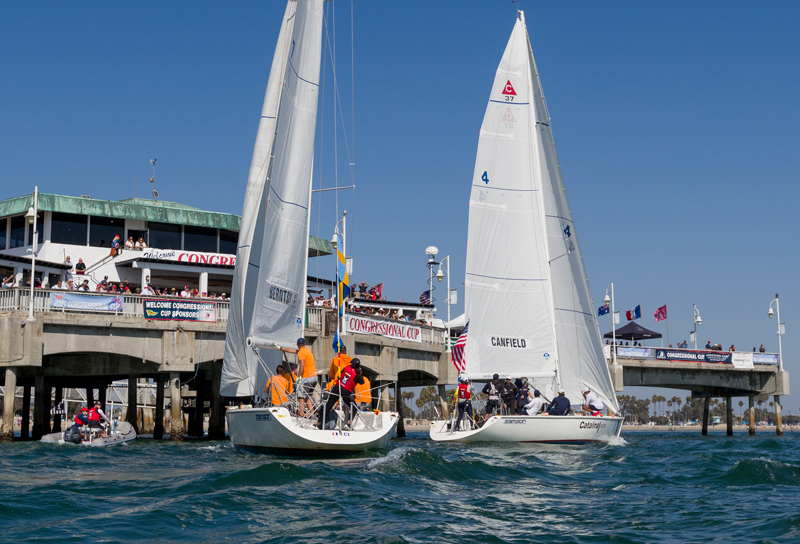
[50,292,122,312]
[140,248,236,266]
[655,349,732,364]
[143,299,217,322]
[345,314,421,343]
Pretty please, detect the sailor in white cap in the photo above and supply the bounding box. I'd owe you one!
[581,386,605,415]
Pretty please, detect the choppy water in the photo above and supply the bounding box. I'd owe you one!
[1,431,799,543]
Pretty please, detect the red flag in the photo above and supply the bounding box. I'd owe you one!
[654,305,667,322]
[374,283,383,298]
[626,310,633,321]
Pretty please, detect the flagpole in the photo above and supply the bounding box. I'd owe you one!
[666,317,670,347]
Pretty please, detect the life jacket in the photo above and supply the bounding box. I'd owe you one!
[74,413,87,426]
[88,406,102,422]
[487,380,500,400]
[338,365,358,393]
[458,383,471,401]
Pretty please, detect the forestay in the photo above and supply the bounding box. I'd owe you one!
[222,0,297,398]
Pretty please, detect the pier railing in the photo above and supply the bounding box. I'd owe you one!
[604,344,780,366]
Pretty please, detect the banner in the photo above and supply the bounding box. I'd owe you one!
[143,299,217,322]
[140,248,236,266]
[753,353,780,365]
[655,349,731,364]
[617,347,653,358]
[345,314,421,343]
[50,292,122,312]
[731,352,754,370]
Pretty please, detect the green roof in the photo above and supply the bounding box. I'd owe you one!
[0,193,333,256]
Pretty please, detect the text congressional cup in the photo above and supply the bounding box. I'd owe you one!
[345,315,422,343]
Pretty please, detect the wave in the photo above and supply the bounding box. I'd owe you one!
[717,457,800,486]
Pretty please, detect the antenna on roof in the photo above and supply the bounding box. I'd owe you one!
[149,158,157,201]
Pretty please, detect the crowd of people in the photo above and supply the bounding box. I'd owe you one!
[607,339,770,353]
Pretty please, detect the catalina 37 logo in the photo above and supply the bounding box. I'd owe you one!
[296,317,302,329]
[543,352,550,361]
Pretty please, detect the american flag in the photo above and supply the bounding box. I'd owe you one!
[452,320,469,372]
[419,290,431,304]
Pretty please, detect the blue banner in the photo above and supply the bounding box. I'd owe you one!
[50,292,123,312]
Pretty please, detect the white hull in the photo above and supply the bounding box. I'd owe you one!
[227,407,399,454]
[429,415,622,443]
[40,421,137,447]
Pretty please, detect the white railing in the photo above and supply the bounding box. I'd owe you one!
[0,288,230,322]
[306,306,323,331]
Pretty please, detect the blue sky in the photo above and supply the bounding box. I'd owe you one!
[2,1,798,411]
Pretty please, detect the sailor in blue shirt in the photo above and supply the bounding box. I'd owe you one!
[546,388,571,415]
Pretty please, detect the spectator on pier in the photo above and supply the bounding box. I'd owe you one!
[679,340,688,348]
[705,341,712,349]
[77,279,90,291]
[63,255,73,272]
[75,258,86,275]
[110,234,121,256]
[125,236,135,250]
[729,345,735,352]
[264,365,292,406]
[2,275,16,288]
[51,279,66,290]
[99,276,108,288]
[66,280,74,291]
[582,387,605,415]
[545,389,571,416]
[759,344,766,353]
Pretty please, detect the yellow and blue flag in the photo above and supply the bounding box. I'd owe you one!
[333,233,350,352]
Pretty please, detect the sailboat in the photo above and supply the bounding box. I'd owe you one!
[221,0,398,454]
[429,11,622,443]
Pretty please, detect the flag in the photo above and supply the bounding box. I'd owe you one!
[598,304,609,316]
[654,305,667,322]
[335,234,350,320]
[626,305,641,321]
[452,320,469,372]
[332,328,344,352]
[373,283,383,299]
[420,290,431,304]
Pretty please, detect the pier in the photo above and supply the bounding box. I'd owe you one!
[0,289,456,441]
[608,346,790,436]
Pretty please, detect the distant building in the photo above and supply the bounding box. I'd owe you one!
[0,193,333,295]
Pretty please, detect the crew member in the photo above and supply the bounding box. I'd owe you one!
[581,387,605,416]
[545,389,571,416]
[264,365,292,406]
[327,345,352,388]
[87,400,110,435]
[522,390,546,416]
[276,338,316,416]
[500,377,520,414]
[318,358,364,429]
[453,376,474,431]
[354,374,372,411]
[73,407,89,427]
[482,374,503,419]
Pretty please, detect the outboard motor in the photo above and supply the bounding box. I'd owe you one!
[63,427,82,444]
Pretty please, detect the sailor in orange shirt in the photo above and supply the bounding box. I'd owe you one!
[327,345,353,390]
[354,375,371,411]
[264,364,292,406]
[277,338,316,416]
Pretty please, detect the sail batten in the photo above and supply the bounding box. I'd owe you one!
[463,11,617,411]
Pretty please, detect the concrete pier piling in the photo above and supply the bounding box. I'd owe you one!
[169,373,183,441]
[774,395,783,437]
[748,396,756,436]
[32,375,46,440]
[1,367,17,442]
[726,396,733,436]
[701,397,710,436]
[21,385,31,439]
[154,375,165,440]
[52,387,63,433]
[208,366,224,440]
[395,383,406,438]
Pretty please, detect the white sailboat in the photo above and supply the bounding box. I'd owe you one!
[222,0,398,454]
[430,11,622,443]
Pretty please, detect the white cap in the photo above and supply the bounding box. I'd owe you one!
[582,386,591,393]
[557,388,565,394]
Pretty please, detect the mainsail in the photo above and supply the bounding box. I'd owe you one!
[463,11,618,411]
[221,0,323,397]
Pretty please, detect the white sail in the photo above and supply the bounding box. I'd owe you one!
[221,0,298,398]
[249,0,323,361]
[524,14,618,411]
[464,12,617,411]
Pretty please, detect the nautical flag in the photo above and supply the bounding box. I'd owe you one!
[598,304,609,316]
[654,305,667,322]
[335,234,350,321]
[50,400,66,415]
[626,305,641,321]
[373,283,383,299]
[452,320,469,372]
[420,290,431,304]
[332,328,344,352]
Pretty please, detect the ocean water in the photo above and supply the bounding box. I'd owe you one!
[1,431,798,543]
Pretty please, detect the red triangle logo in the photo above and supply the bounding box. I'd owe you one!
[502,80,517,95]
[502,108,516,123]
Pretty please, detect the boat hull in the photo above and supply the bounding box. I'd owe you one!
[39,421,137,447]
[429,415,623,443]
[227,407,399,454]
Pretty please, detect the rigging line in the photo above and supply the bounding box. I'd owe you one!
[348,0,356,263]
[317,3,331,285]
[321,11,355,183]
[333,0,338,220]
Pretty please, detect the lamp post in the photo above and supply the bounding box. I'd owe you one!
[424,246,439,310]
[692,304,702,349]
[768,293,784,371]
[435,255,451,352]
[25,186,39,322]
[604,283,616,366]
[330,210,347,335]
